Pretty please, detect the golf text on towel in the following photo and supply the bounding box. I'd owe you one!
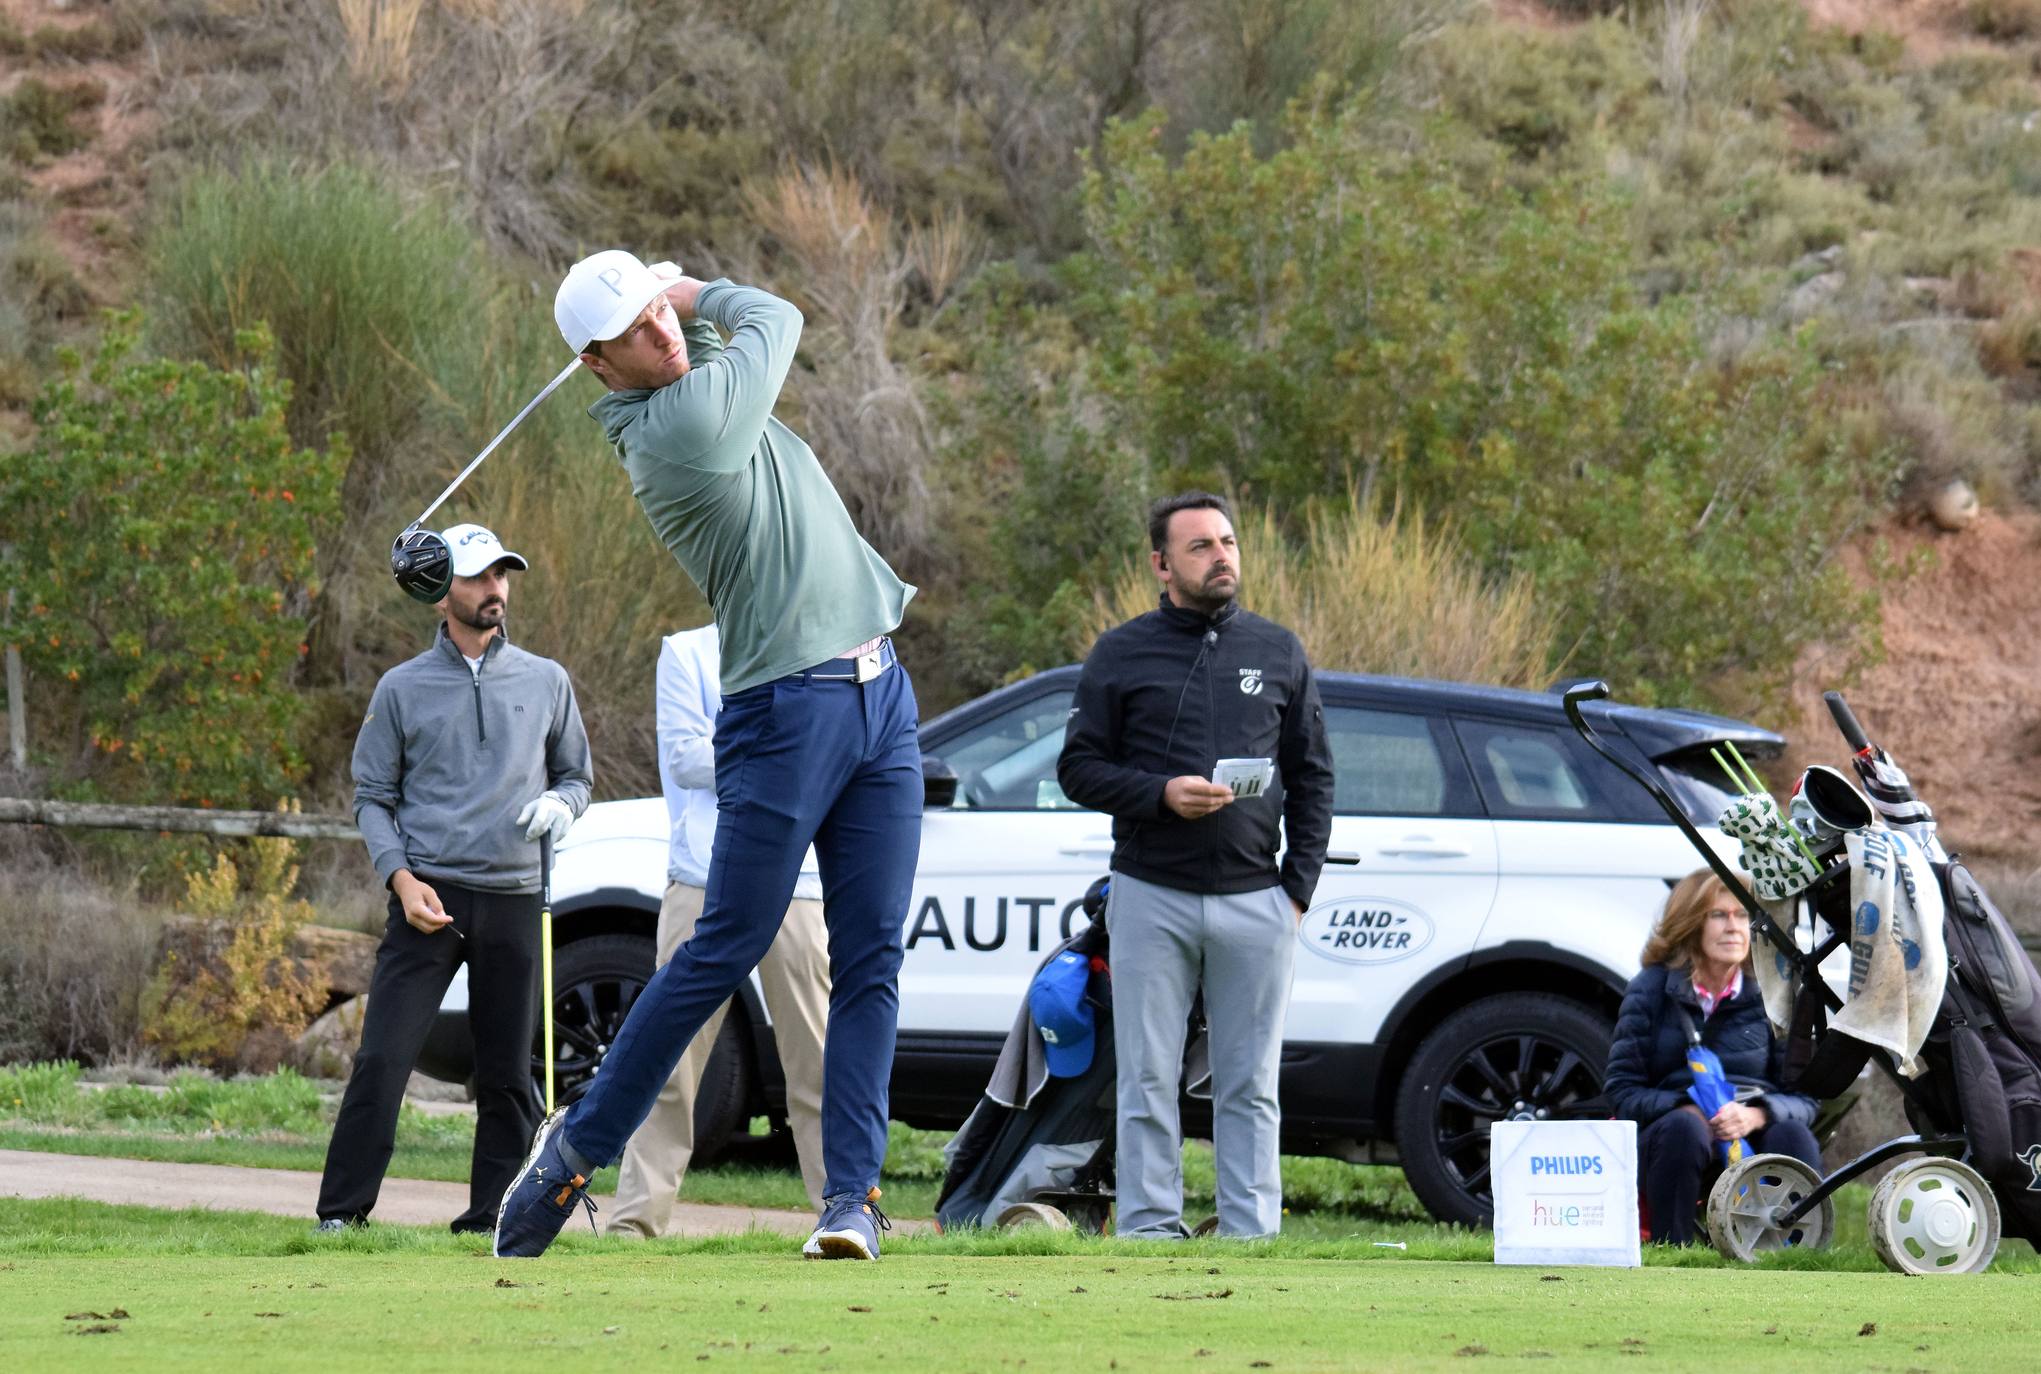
[1529,1154,1604,1177]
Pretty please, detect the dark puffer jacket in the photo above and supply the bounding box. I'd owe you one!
[1603,964,1817,1128]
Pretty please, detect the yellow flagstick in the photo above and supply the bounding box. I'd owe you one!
[540,832,556,1115]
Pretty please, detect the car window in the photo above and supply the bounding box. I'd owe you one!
[1454,720,1617,820]
[1325,707,1451,815]
[1656,746,1745,827]
[936,690,1080,810]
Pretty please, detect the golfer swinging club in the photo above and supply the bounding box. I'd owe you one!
[495,252,919,1260]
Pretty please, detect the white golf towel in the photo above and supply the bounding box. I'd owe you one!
[1752,826,1946,1075]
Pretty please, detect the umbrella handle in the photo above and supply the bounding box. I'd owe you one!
[541,832,555,1116]
[1823,690,1873,754]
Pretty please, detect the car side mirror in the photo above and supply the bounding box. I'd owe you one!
[921,754,959,810]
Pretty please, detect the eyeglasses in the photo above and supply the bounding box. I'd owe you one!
[1702,907,1752,926]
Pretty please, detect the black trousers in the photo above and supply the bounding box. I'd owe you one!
[316,881,542,1232]
[1640,1106,1823,1245]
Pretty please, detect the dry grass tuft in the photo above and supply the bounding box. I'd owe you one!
[744,164,949,576]
[1084,491,1561,688]
[332,0,426,94]
[0,833,161,1064]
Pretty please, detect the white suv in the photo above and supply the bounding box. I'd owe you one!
[422,668,1772,1226]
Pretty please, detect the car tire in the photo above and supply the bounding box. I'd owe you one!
[1392,992,1612,1229]
[538,933,652,1108]
[534,933,753,1168]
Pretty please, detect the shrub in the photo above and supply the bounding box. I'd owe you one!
[0,840,160,1065]
[1969,0,2041,38]
[1084,492,1560,688]
[0,201,90,406]
[1059,105,1901,709]
[743,164,950,577]
[0,314,344,806]
[0,75,103,164]
[139,840,324,1073]
[0,1060,87,1121]
[145,161,472,475]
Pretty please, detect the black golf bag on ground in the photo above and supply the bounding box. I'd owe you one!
[1565,682,2041,1273]
[935,918,1119,1233]
[1896,862,2041,1241]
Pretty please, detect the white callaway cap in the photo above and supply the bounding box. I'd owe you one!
[555,250,674,354]
[441,523,530,577]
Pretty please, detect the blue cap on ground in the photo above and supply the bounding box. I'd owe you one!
[1030,950,1096,1078]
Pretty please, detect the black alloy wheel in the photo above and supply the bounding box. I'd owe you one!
[1393,992,1613,1228]
[534,933,652,1107]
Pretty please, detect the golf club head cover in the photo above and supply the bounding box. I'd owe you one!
[1718,793,1822,901]
[1849,744,1937,830]
[1788,764,1875,856]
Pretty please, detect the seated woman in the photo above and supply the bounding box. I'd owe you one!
[1605,868,1823,1243]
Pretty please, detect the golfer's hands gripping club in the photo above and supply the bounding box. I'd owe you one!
[518,791,573,847]
[1164,775,1236,820]
[392,870,452,935]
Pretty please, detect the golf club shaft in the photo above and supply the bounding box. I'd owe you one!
[541,832,555,1116]
[411,357,584,531]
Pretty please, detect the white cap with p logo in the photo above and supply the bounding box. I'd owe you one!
[553,250,674,354]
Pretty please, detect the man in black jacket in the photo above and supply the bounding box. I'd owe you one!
[1057,492,1334,1238]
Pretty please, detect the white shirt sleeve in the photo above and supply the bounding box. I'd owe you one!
[657,634,719,792]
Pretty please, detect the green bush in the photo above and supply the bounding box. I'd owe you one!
[0,313,344,806]
[1052,106,1901,708]
[145,161,473,474]
[139,841,325,1073]
[1969,0,2041,38]
[0,75,103,163]
[0,1060,86,1121]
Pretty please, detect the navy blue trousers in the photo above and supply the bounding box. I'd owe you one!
[559,658,921,1202]
[1641,1106,1822,1245]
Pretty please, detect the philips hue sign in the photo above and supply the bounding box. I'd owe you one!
[1491,1120,1640,1267]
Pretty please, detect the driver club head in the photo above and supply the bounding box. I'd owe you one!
[390,526,453,604]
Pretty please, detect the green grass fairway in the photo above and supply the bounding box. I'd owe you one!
[3,1201,2037,1372]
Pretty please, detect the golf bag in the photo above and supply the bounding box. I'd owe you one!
[936,918,1119,1233]
[1565,680,2041,1270]
[1900,863,2041,1242]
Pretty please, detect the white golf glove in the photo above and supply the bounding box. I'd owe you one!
[516,791,573,848]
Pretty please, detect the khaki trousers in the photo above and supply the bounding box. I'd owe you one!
[606,881,830,1234]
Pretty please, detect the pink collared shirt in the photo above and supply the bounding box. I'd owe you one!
[1695,969,1743,1018]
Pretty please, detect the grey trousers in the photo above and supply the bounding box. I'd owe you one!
[1107,869,1297,1238]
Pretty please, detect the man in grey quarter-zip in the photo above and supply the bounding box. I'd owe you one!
[314,523,592,1234]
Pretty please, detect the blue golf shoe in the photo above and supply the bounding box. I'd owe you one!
[493,1110,598,1258]
[802,1187,892,1260]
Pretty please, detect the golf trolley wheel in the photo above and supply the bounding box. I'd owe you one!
[1705,1153,1834,1262]
[996,1202,1074,1231]
[1868,1157,2001,1275]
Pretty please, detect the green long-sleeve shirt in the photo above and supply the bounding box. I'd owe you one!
[588,280,914,694]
